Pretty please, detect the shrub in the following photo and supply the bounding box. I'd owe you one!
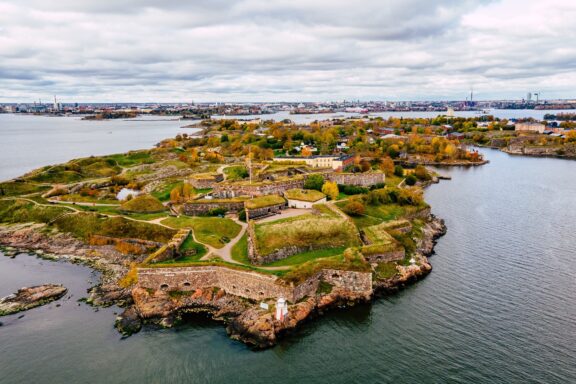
[405,174,417,186]
[338,184,369,195]
[365,187,424,207]
[414,165,431,181]
[394,165,404,177]
[343,200,365,216]
[238,209,247,222]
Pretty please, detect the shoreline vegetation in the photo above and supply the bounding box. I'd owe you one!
[0,114,504,348]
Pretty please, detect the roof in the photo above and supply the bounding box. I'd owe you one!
[244,195,286,209]
[284,188,326,202]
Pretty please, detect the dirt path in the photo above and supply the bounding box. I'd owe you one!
[47,199,120,207]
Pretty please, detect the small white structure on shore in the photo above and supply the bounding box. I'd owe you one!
[275,297,288,321]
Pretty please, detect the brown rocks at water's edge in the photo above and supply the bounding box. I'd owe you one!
[0,284,68,316]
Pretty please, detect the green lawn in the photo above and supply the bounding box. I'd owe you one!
[151,180,183,202]
[254,214,360,257]
[0,182,50,197]
[336,201,412,229]
[178,235,207,261]
[161,216,241,249]
[104,151,155,167]
[231,233,250,264]
[58,194,119,204]
[264,247,347,267]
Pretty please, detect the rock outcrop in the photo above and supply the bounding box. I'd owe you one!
[0,284,67,316]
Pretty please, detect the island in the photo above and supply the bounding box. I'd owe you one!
[0,116,493,347]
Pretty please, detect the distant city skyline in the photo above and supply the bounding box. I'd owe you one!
[1,0,575,102]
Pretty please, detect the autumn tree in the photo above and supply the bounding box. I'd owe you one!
[343,200,365,216]
[379,156,395,176]
[321,181,339,200]
[170,186,182,203]
[182,183,192,201]
[301,146,313,157]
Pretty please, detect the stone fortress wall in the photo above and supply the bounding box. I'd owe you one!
[148,229,191,263]
[137,266,372,303]
[327,172,385,187]
[212,178,305,198]
[181,200,245,215]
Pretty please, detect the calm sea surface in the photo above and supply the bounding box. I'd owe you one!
[0,114,195,181]
[214,108,576,124]
[1,117,576,383]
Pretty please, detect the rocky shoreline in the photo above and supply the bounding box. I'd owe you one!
[116,215,447,348]
[0,215,446,349]
[0,284,68,316]
[0,223,134,308]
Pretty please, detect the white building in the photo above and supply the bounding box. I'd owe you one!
[284,189,327,209]
[515,122,546,134]
[272,155,353,171]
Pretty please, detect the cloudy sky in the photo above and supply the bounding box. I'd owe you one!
[0,0,575,102]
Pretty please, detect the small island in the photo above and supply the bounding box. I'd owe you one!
[0,116,492,347]
[0,284,68,316]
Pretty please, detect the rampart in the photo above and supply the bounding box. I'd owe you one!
[136,266,372,303]
[181,200,245,215]
[189,174,224,189]
[147,229,190,263]
[212,178,305,198]
[322,269,373,294]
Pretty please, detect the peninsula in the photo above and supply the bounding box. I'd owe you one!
[0,116,490,347]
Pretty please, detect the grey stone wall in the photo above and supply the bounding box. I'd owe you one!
[328,172,385,187]
[182,200,245,216]
[137,266,373,302]
[212,179,305,198]
[246,202,286,220]
[149,229,190,262]
[322,269,373,294]
[362,250,405,263]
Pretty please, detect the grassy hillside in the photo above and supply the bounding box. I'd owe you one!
[161,216,241,248]
[254,213,360,256]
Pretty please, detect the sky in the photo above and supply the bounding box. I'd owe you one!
[0,0,575,103]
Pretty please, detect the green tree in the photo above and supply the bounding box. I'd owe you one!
[304,174,324,191]
[405,174,417,186]
[394,165,404,177]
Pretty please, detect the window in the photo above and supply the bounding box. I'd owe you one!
[183,282,191,288]
[160,284,169,290]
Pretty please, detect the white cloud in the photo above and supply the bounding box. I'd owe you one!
[0,0,574,102]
